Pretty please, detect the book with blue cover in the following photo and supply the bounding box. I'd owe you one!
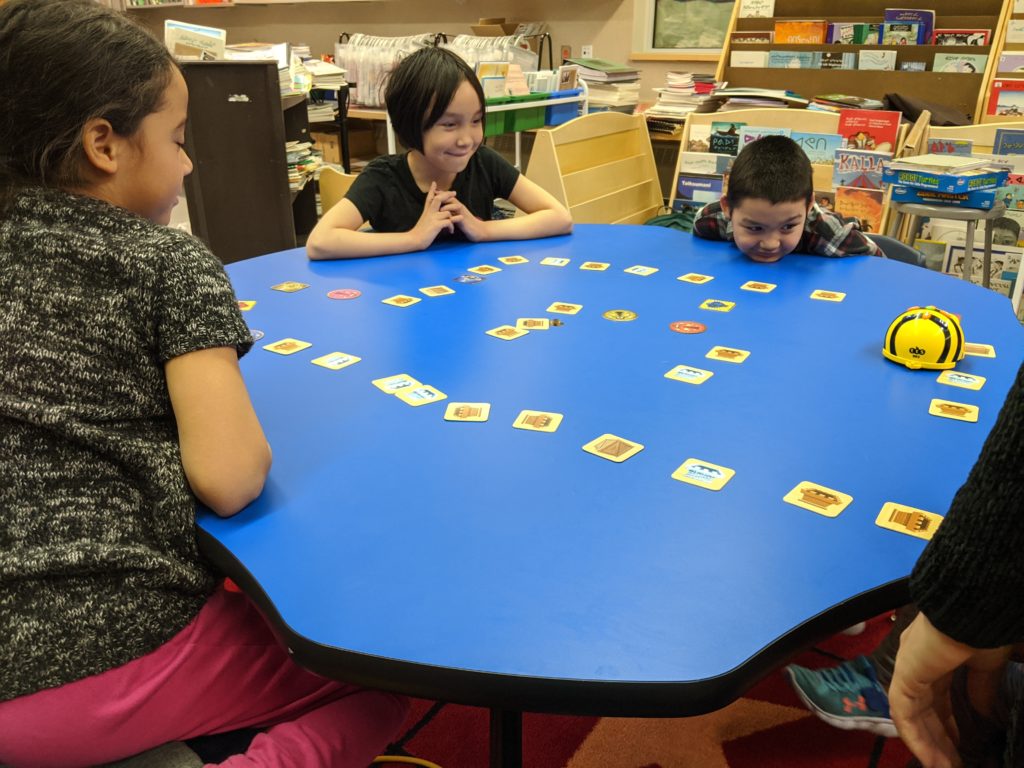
[834,149,889,189]
[994,128,1024,155]
[882,8,934,44]
[767,50,820,69]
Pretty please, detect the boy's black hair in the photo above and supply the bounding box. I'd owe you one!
[384,47,485,153]
[725,135,814,208]
[0,0,175,211]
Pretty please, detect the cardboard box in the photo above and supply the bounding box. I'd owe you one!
[471,17,520,36]
[311,127,379,165]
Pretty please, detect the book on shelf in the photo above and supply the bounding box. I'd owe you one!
[791,131,842,164]
[676,173,725,208]
[731,51,770,68]
[994,129,1024,156]
[767,51,819,69]
[686,125,713,152]
[820,52,856,70]
[737,0,774,18]
[678,151,735,176]
[708,87,810,107]
[815,93,885,110]
[880,166,1010,194]
[883,8,934,45]
[563,57,639,81]
[163,19,226,61]
[834,149,890,189]
[1007,20,1024,44]
[987,79,1024,117]
[730,31,774,45]
[933,53,988,73]
[900,61,928,71]
[828,22,873,45]
[858,50,897,70]
[997,53,1024,73]
[837,109,901,153]
[834,187,884,233]
[927,138,973,155]
[932,29,991,46]
[709,121,745,156]
[880,23,920,45]
[646,119,685,137]
[739,126,791,149]
[773,20,828,44]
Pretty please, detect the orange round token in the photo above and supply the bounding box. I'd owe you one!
[670,321,706,334]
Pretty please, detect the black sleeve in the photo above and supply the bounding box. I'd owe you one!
[910,361,1024,648]
[342,161,389,225]
[477,145,520,200]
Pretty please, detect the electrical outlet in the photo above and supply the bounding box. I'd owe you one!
[581,44,593,58]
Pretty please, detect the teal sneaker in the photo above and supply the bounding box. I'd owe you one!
[785,656,897,737]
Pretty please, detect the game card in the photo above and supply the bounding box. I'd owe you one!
[664,365,714,385]
[929,398,979,422]
[547,302,583,315]
[699,299,735,312]
[419,285,455,297]
[468,265,501,275]
[311,352,361,371]
[381,294,422,307]
[516,318,551,331]
[677,273,714,284]
[271,281,309,293]
[624,265,658,276]
[582,433,645,463]
[875,502,943,541]
[396,385,447,406]
[486,325,529,340]
[513,410,563,432]
[444,402,491,422]
[263,338,312,355]
[602,309,637,322]
[237,300,256,311]
[498,255,529,265]
[810,289,846,302]
[540,257,570,267]
[783,481,852,518]
[706,346,750,364]
[670,458,735,491]
[964,342,996,358]
[936,370,986,390]
[580,261,610,271]
[371,373,421,394]
[741,281,776,293]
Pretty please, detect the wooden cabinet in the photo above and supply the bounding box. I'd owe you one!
[180,61,316,264]
[716,0,1010,122]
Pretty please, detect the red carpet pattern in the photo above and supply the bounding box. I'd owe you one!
[380,613,914,768]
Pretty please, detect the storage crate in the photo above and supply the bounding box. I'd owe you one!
[484,96,511,137]
[544,88,583,126]
[505,93,547,132]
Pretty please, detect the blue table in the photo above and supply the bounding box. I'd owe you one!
[198,224,1023,767]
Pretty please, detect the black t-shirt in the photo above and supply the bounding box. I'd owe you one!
[345,145,520,242]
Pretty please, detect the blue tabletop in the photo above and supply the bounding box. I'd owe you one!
[198,224,1024,716]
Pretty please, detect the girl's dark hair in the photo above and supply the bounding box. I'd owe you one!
[0,0,175,209]
[384,47,485,153]
[725,135,814,208]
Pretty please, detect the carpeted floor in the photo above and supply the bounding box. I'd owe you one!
[107,612,912,768]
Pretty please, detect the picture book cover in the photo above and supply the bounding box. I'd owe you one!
[899,61,928,71]
[737,0,775,18]
[882,8,934,44]
[987,79,1024,117]
[676,173,725,206]
[933,53,988,73]
[791,131,842,164]
[927,138,973,155]
[820,52,856,69]
[833,149,889,189]
[994,129,1024,155]
[834,186,884,233]
[880,22,920,45]
[828,22,873,45]
[731,51,770,68]
[739,126,791,148]
[858,49,897,70]
[687,124,712,152]
[997,52,1024,72]
[933,29,991,46]
[678,151,734,176]
[837,109,901,153]
[767,51,820,69]
[773,20,828,44]
[709,121,746,156]
[1008,20,1024,44]
[912,238,949,271]
[730,31,774,45]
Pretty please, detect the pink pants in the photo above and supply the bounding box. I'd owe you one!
[0,586,409,768]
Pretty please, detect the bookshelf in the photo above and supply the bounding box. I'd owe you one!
[980,1,1024,123]
[716,0,1010,122]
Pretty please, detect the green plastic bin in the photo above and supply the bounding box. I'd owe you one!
[484,96,511,137]
[504,93,547,132]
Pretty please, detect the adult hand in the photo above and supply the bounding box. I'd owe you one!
[890,613,1010,768]
[409,182,458,250]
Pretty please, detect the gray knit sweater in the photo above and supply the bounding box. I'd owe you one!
[0,186,252,702]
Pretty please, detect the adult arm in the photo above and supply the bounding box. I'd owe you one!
[166,347,272,517]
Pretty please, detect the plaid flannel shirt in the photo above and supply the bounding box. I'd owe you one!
[693,201,882,258]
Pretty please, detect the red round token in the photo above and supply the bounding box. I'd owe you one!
[327,288,362,300]
[670,321,706,334]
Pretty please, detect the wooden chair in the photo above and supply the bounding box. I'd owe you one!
[524,111,663,225]
[317,166,358,216]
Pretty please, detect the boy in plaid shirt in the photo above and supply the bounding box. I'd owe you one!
[693,135,881,262]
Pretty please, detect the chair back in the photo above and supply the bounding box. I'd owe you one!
[525,111,663,225]
[318,167,359,215]
[869,233,926,266]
